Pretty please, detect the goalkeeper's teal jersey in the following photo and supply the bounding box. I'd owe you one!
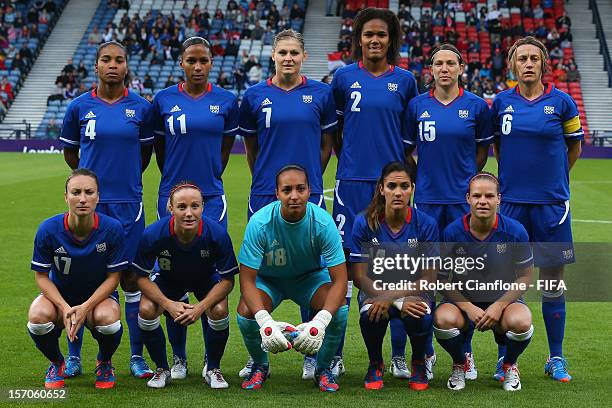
[239,201,345,279]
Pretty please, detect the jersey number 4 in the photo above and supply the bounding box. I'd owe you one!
[85,120,96,140]
[167,114,187,135]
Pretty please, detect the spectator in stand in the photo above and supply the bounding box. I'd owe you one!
[75,83,88,97]
[251,20,264,40]
[552,63,567,82]
[46,118,60,139]
[62,58,76,75]
[19,43,33,67]
[566,63,580,82]
[556,11,571,31]
[433,12,444,27]
[27,6,39,24]
[217,71,232,89]
[420,9,432,32]
[77,62,88,80]
[492,48,505,78]
[290,3,305,22]
[337,35,351,52]
[547,28,560,48]
[533,3,544,19]
[143,74,154,92]
[164,74,176,88]
[279,4,290,20]
[262,25,274,45]
[62,83,77,100]
[211,40,225,56]
[244,54,258,73]
[0,76,13,101]
[225,39,239,56]
[246,62,262,86]
[233,67,245,90]
[130,75,144,93]
[549,46,563,61]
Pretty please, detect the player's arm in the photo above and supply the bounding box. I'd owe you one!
[34,271,71,319]
[63,147,79,170]
[476,144,489,171]
[141,144,153,172]
[321,132,334,172]
[566,139,581,170]
[244,137,258,175]
[154,134,165,172]
[320,262,348,314]
[221,135,235,172]
[493,139,500,163]
[239,264,267,313]
[405,145,417,169]
[332,122,343,156]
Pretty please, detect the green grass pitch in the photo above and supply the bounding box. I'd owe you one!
[0,152,611,407]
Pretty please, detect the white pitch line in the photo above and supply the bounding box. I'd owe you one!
[573,219,612,224]
[572,181,612,184]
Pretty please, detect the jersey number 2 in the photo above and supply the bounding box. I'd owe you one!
[350,91,361,112]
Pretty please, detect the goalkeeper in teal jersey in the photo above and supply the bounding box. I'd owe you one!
[236,165,349,392]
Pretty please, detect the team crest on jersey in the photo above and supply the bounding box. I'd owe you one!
[387,83,398,92]
[302,95,313,103]
[458,109,469,119]
[96,243,107,253]
[544,105,555,115]
[125,109,135,118]
[407,238,418,248]
[210,105,220,114]
[54,246,67,254]
[84,111,96,119]
[201,249,210,258]
[496,243,507,254]
[562,249,573,260]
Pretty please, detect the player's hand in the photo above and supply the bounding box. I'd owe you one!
[400,297,430,319]
[165,300,194,322]
[255,310,294,354]
[293,310,332,355]
[65,304,88,342]
[174,303,205,326]
[464,304,486,327]
[364,297,392,323]
[476,302,504,331]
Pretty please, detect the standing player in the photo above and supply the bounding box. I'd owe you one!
[132,183,238,389]
[492,36,582,382]
[331,7,419,378]
[28,169,125,389]
[150,36,238,379]
[236,165,349,392]
[351,162,438,391]
[405,43,493,380]
[59,41,154,379]
[435,172,534,391]
[238,29,337,379]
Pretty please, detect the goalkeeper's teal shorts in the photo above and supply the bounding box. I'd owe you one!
[256,270,331,310]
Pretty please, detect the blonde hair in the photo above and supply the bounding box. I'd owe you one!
[272,29,305,51]
[507,36,549,80]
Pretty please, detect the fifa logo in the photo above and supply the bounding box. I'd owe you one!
[458,110,469,119]
[302,95,313,103]
[210,105,220,114]
[496,243,507,253]
[96,243,107,252]
[544,106,555,115]
[125,109,135,118]
[387,83,398,92]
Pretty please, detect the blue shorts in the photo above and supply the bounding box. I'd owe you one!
[500,201,574,268]
[332,180,377,250]
[97,202,144,262]
[152,273,220,302]
[255,271,331,311]
[415,203,470,235]
[247,193,326,220]
[55,289,120,308]
[157,194,228,228]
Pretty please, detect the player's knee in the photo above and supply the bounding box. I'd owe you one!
[92,300,121,326]
[138,298,158,320]
[208,299,229,320]
[433,309,461,330]
[236,298,253,319]
[28,298,56,324]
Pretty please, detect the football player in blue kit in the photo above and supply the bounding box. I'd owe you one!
[132,183,238,389]
[236,165,348,392]
[238,29,337,379]
[59,41,154,379]
[28,169,126,389]
[435,172,534,392]
[150,36,239,379]
[331,7,419,379]
[492,37,583,382]
[405,43,494,380]
[350,162,438,391]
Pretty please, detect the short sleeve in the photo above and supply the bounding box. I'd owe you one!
[139,100,155,145]
[331,73,345,116]
[474,100,494,145]
[31,225,52,273]
[404,99,418,146]
[349,214,370,263]
[223,95,240,135]
[491,96,501,139]
[149,95,165,141]
[210,223,239,277]
[238,91,257,136]
[59,99,81,147]
[131,231,157,277]
[406,74,418,101]
[320,86,338,132]
[238,220,265,270]
[106,223,128,273]
[561,95,584,141]
[319,215,346,268]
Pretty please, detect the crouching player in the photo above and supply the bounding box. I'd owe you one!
[434,172,534,391]
[236,165,349,392]
[351,162,438,390]
[131,183,238,389]
[28,169,125,389]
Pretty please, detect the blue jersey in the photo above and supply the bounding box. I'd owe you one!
[59,89,153,203]
[442,214,533,302]
[239,201,345,279]
[492,84,584,203]
[332,62,418,181]
[406,88,493,204]
[151,83,239,197]
[239,77,337,195]
[31,213,127,304]
[132,215,238,288]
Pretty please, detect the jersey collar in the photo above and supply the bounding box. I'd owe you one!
[266,75,307,93]
[463,213,498,242]
[169,215,203,238]
[513,82,553,102]
[428,86,464,107]
[358,60,395,79]
[63,212,99,244]
[178,81,212,100]
[91,87,128,105]
[380,207,412,237]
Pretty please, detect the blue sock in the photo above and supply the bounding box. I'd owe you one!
[498,344,507,359]
[334,296,351,357]
[28,322,63,363]
[504,325,534,365]
[166,300,188,360]
[463,328,474,353]
[403,312,433,362]
[66,326,84,358]
[542,294,566,357]
[434,326,466,365]
[200,316,209,361]
[316,305,348,371]
[125,291,144,356]
[138,316,169,369]
[390,318,407,357]
[359,309,388,364]
[236,314,268,365]
[92,321,123,361]
[205,317,229,370]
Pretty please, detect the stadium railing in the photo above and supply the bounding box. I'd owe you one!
[589,0,612,88]
[0,120,32,139]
